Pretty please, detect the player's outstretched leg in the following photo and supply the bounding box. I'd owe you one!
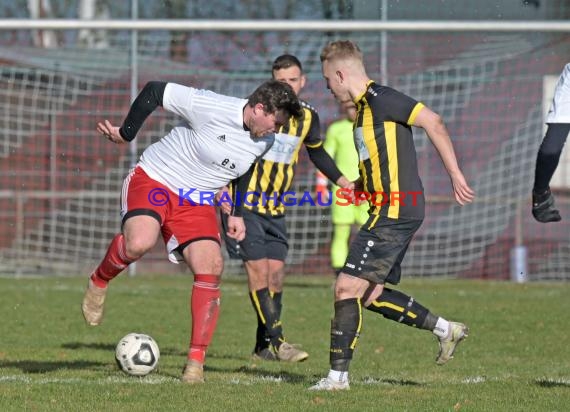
[365,287,468,365]
[82,233,135,325]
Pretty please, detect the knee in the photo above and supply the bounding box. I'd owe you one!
[334,273,371,301]
[198,253,223,276]
[210,255,224,276]
[334,280,357,301]
[196,256,224,276]
[124,237,153,259]
[184,242,224,275]
[246,267,270,290]
[268,270,284,291]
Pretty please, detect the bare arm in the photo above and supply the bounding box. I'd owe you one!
[413,106,475,205]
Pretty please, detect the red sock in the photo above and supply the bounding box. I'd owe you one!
[90,234,135,288]
[188,274,221,364]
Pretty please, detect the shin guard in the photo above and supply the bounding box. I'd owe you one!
[330,298,362,372]
[91,233,135,286]
[189,274,221,363]
[249,288,284,349]
[365,288,434,329]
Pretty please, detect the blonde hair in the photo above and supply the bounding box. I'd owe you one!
[320,40,363,63]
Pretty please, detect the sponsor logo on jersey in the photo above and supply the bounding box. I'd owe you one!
[216,134,226,142]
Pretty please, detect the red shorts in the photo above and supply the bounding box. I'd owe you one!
[121,166,220,263]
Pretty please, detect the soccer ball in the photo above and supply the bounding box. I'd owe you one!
[115,333,160,376]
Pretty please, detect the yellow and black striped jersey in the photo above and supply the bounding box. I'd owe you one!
[354,81,425,221]
[244,100,323,216]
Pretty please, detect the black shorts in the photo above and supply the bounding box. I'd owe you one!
[342,216,423,285]
[221,209,288,261]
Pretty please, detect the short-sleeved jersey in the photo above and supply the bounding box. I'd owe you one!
[138,83,274,203]
[546,63,570,124]
[242,100,323,216]
[354,81,425,220]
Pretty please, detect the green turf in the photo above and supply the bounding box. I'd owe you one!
[0,275,569,411]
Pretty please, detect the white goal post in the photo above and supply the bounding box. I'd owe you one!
[1,19,570,32]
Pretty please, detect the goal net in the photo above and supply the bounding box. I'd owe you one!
[1,23,569,280]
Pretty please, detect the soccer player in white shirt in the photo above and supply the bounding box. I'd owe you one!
[81,79,301,384]
[532,63,570,222]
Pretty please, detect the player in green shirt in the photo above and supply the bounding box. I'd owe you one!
[316,101,368,274]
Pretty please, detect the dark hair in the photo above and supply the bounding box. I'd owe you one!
[272,54,303,73]
[248,80,302,118]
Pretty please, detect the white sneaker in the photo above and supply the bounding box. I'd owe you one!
[308,377,349,391]
[436,321,469,365]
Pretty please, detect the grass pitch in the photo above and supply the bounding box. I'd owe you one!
[0,274,569,411]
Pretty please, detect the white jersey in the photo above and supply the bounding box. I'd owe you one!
[138,83,274,203]
[546,63,570,124]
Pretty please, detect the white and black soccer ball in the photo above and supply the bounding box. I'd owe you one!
[115,333,160,376]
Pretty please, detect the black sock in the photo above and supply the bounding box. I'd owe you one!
[273,291,283,322]
[249,288,284,351]
[254,312,269,351]
[255,291,283,351]
[330,298,362,372]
